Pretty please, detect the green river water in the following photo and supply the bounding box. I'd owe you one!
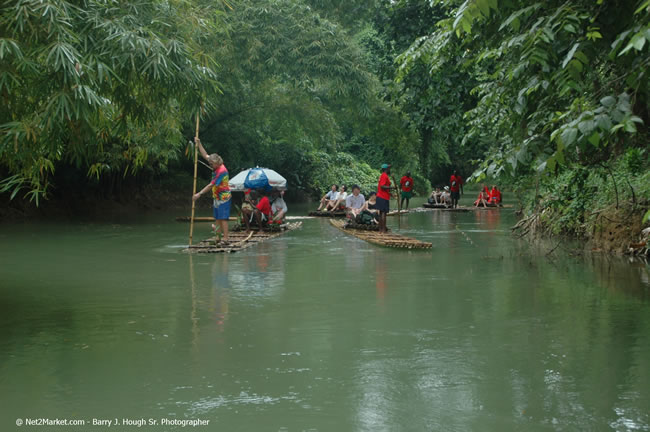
[1,201,649,431]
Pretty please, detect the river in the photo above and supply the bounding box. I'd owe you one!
[1,201,648,431]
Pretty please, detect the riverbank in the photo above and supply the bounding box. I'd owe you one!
[511,161,650,257]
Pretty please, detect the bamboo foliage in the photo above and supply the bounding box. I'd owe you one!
[0,0,225,201]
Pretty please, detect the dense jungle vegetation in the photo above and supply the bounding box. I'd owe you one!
[1,0,649,245]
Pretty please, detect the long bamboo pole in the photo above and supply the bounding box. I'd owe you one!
[392,175,402,229]
[188,112,200,245]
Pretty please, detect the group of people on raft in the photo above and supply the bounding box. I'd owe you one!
[426,173,502,208]
[473,185,502,207]
[427,170,465,208]
[190,137,288,245]
[315,164,414,233]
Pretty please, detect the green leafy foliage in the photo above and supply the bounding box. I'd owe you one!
[0,0,224,202]
[395,0,648,227]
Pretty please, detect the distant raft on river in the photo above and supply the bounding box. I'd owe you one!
[310,209,409,218]
[329,219,432,250]
[183,222,302,254]
[421,203,513,211]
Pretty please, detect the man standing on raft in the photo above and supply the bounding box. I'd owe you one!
[449,170,464,209]
[400,171,414,210]
[376,164,392,233]
[192,137,231,243]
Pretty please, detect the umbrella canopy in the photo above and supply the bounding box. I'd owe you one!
[229,167,287,192]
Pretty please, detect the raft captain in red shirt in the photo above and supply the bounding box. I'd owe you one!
[449,169,464,209]
[376,163,393,233]
[400,171,414,210]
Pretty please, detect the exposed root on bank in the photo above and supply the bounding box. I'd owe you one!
[511,201,649,259]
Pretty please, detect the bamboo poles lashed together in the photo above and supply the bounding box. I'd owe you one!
[188,112,200,246]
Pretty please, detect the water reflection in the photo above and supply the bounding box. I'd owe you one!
[210,255,231,335]
[229,241,287,303]
[473,208,501,233]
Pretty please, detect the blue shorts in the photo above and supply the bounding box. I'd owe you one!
[213,200,231,220]
[375,197,390,213]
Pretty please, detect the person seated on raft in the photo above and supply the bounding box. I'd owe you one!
[345,185,365,218]
[270,190,288,223]
[362,192,380,216]
[481,184,490,198]
[350,191,378,225]
[241,190,272,231]
[325,185,348,212]
[488,185,502,205]
[317,184,339,211]
[439,186,452,207]
[428,187,442,204]
[474,189,488,208]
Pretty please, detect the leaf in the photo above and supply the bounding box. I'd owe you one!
[632,33,646,50]
[578,120,595,135]
[635,0,650,14]
[560,127,578,146]
[643,209,650,224]
[624,119,637,133]
[588,132,600,147]
[477,0,490,17]
[568,59,583,73]
[562,43,579,69]
[619,33,646,56]
[600,96,616,107]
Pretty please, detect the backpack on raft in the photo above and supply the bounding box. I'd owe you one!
[356,210,377,225]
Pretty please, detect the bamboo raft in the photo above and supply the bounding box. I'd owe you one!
[183,222,302,254]
[422,203,512,211]
[309,210,346,217]
[176,216,237,222]
[329,219,431,250]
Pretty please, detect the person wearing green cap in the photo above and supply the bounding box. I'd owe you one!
[376,164,392,233]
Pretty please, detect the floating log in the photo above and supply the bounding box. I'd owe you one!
[309,210,346,218]
[329,219,431,250]
[176,216,237,222]
[183,222,302,254]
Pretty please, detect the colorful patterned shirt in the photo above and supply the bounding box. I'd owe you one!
[211,164,231,204]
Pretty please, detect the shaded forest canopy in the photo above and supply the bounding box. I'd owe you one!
[1,0,649,231]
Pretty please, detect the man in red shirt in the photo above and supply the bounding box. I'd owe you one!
[400,171,414,210]
[376,163,392,233]
[449,170,464,208]
[242,190,272,231]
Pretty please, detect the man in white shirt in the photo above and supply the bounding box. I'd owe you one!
[271,190,288,221]
[317,184,338,211]
[345,185,365,218]
[326,185,347,211]
[440,186,452,207]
